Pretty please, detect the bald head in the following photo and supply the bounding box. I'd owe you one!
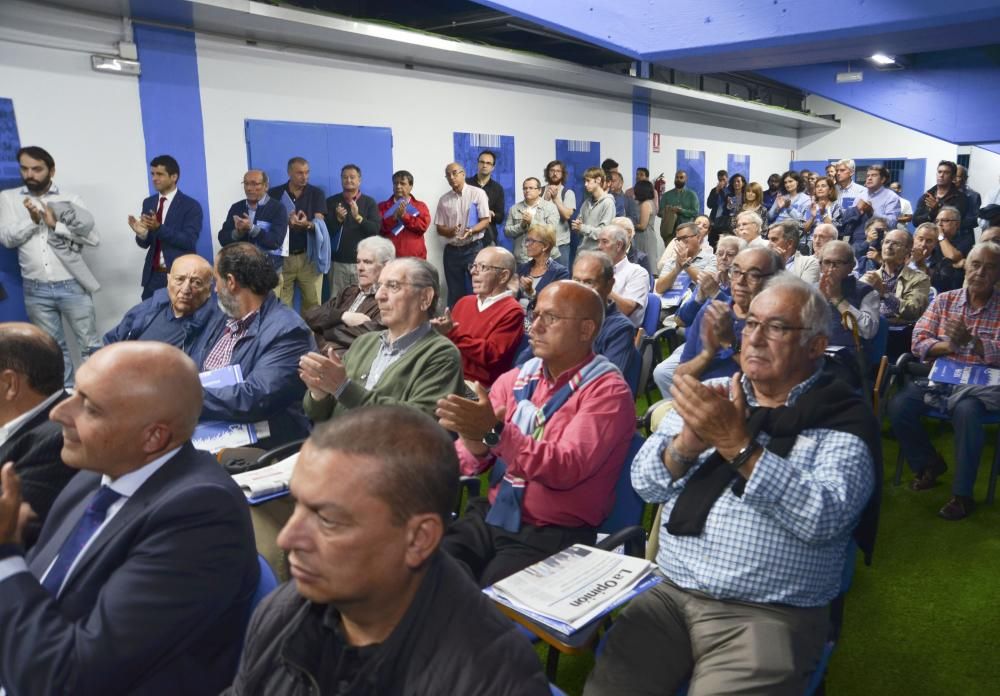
[168,254,213,316]
[541,280,605,334]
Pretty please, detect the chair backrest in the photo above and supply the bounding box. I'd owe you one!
[862,316,889,371]
[598,432,646,535]
[642,293,662,337]
[250,554,279,616]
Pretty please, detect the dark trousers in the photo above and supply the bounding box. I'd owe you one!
[441,497,596,587]
[443,241,482,308]
[888,382,990,496]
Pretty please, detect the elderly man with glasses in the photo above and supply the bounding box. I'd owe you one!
[436,280,635,586]
[929,206,975,291]
[103,254,218,353]
[818,240,880,350]
[218,169,288,272]
[588,276,878,696]
[300,258,464,423]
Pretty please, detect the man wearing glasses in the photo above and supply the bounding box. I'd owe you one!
[103,254,217,353]
[505,177,559,263]
[435,163,492,307]
[589,277,878,696]
[300,258,463,424]
[767,220,819,284]
[930,206,975,291]
[218,170,288,272]
[431,247,524,389]
[655,221,717,296]
[465,150,506,247]
[818,241,880,350]
[436,280,635,586]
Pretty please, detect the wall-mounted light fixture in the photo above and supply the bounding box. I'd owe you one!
[91,54,141,76]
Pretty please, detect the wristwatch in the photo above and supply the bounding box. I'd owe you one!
[482,422,504,448]
[726,441,762,472]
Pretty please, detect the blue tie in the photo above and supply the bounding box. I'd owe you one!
[42,486,123,597]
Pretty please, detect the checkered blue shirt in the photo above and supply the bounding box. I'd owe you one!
[633,369,875,607]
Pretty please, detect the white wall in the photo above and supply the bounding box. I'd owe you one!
[0,32,151,334]
[797,95,958,191]
[968,147,1000,201]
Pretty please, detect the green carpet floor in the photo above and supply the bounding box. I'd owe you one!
[538,424,1000,695]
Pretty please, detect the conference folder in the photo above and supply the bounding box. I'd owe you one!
[929,358,1000,386]
[193,366,270,453]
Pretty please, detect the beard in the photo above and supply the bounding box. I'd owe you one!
[216,286,241,318]
[674,180,685,189]
[22,174,52,194]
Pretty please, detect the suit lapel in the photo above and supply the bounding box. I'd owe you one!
[0,392,66,462]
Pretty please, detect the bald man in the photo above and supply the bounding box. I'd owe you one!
[218,168,289,272]
[432,246,524,387]
[0,342,258,694]
[104,254,218,351]
[436,280,635,586]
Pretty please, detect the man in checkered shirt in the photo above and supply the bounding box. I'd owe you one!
[587,276,878,696]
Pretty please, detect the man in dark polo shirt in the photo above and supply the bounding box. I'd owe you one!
[466,149,506,247]
[269,157,328,312]
[327,164,380,299]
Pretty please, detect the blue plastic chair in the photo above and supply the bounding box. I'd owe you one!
[250,554,279,614]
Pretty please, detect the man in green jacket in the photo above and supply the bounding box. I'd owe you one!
[299,258,463,422]
[659,170,700,242]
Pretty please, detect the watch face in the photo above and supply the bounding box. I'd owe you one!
[483,431,501,447]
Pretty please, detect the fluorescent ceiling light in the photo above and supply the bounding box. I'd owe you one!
[870,53,895,65]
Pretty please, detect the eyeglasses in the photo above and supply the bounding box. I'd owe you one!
[373,280,427,294]
[742,318,807,340]
[882,240,906,249]
[524,238,544,246]
[716,249,739,259]
[168,275,210,290]
[674,234,697,242]
[468,263,505,274]
[730,268,773,283]
[819,259,852,268]
[532,312,587,327]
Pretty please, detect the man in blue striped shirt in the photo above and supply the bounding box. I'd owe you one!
[586,276,877,696]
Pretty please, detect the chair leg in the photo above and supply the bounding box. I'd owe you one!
[987,431,1000,505]
[545,646,560,682]
[893,449,904,487]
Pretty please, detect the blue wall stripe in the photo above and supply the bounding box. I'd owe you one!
[632,90,650,174]
[133,22,214,262]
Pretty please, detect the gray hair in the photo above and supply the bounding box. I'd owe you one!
[736,210,763,231]
[813,222,838,239]
[971,240,1000,260]
[357,236,396,266]
[599,224,628,250]
[739,246,784,276]
[757,274,832,345]
[574,250,615,284]
[885,228,913,250]
[821,240,854,262]
[915,222,940,237]
[835,159,856,175]
[611,216,635,238]
[768,219,801,247]
[937,206,962,221]
[390,257,440,318]
[716,235,747,253]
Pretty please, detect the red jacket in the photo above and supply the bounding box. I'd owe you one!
[378,195,430,259]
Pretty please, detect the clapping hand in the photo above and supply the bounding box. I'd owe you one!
[298,348,348,399]
[670,373,751,460]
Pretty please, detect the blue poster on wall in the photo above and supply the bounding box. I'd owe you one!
[727,154,750,181]
[0,97,27,322]
[677,149,705,213]
[453,132,514,249]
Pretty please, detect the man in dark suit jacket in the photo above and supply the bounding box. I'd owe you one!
[0,323,76,543]
[128,155,204,300]
[0,341,259,695]
[219,169,288,273]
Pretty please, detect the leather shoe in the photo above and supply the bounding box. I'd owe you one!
[910,455,948,491]
[938,496,974,521]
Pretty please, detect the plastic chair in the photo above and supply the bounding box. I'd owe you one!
[636,294,678,404]
[250,553,279,613]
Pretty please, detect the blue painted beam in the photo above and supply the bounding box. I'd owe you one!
[760,48,1000,145]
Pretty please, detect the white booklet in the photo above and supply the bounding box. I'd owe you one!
[485,544,658,634]
[231,452,298,502]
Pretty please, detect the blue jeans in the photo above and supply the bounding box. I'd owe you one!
[888,382,990,497]
[22,278,101,387]
[558,243,572,269]
[443,241,482,309]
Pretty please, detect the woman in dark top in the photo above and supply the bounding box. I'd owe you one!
[514,223,569,329]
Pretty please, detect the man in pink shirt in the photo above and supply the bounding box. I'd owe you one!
[436,280,635,586]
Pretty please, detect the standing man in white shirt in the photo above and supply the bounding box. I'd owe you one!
[0,146,100,387]
[435,162,492,308]
[505,178,559,263]
[597,224,648,327]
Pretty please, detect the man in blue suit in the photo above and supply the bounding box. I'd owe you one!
[128,155,204,300]
[218,170,288,272]
[0,341,258,695]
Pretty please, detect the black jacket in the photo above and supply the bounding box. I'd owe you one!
[223,552,549,696]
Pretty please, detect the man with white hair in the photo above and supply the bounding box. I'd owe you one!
[732,211,769,249]
[833,159,867,217]
[811,222,838,257]
[588,276,878,696]
[597,224,649,327]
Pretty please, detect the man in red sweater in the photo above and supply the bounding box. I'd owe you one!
[432,247,524,387]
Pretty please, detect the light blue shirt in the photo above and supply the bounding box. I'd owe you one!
[857,186,901,229]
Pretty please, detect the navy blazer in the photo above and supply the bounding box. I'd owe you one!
[517,259,569,298]
[218,197,289,271]
[0,442,258,695]
[190,293,315,447]
[135,190,203,291]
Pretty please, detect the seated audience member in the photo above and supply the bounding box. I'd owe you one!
[855,217,889,275]
[860,228,931,324]
[437,281,635,586]
[732,210,769,250]
[514,223,569,321]
[674,248,784,384]
[930,206,975,291]
[0,342,258,695]
[516,251,639,394]
[769,219,820,284]
[190,243,315,448]
[587,277,877,696]
[432,247,525,388]
[224,406,549,695]
[613,215,651,275]
[819,240,879,349]
[302,236,394,356]
[378,169,431,259]
[506,177,560,263]
[218,170,288,272]
[655,221,717,296]
[103,254,216,351]
[910,221,939,279]
[0,323,76,542]
[888,242,1000,521]
[811,221,838,257]
[889,180,914,226]
[982,226,1000,245]
[300,258,463,422]
[597,224,648,327]
[675,235,745,326]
